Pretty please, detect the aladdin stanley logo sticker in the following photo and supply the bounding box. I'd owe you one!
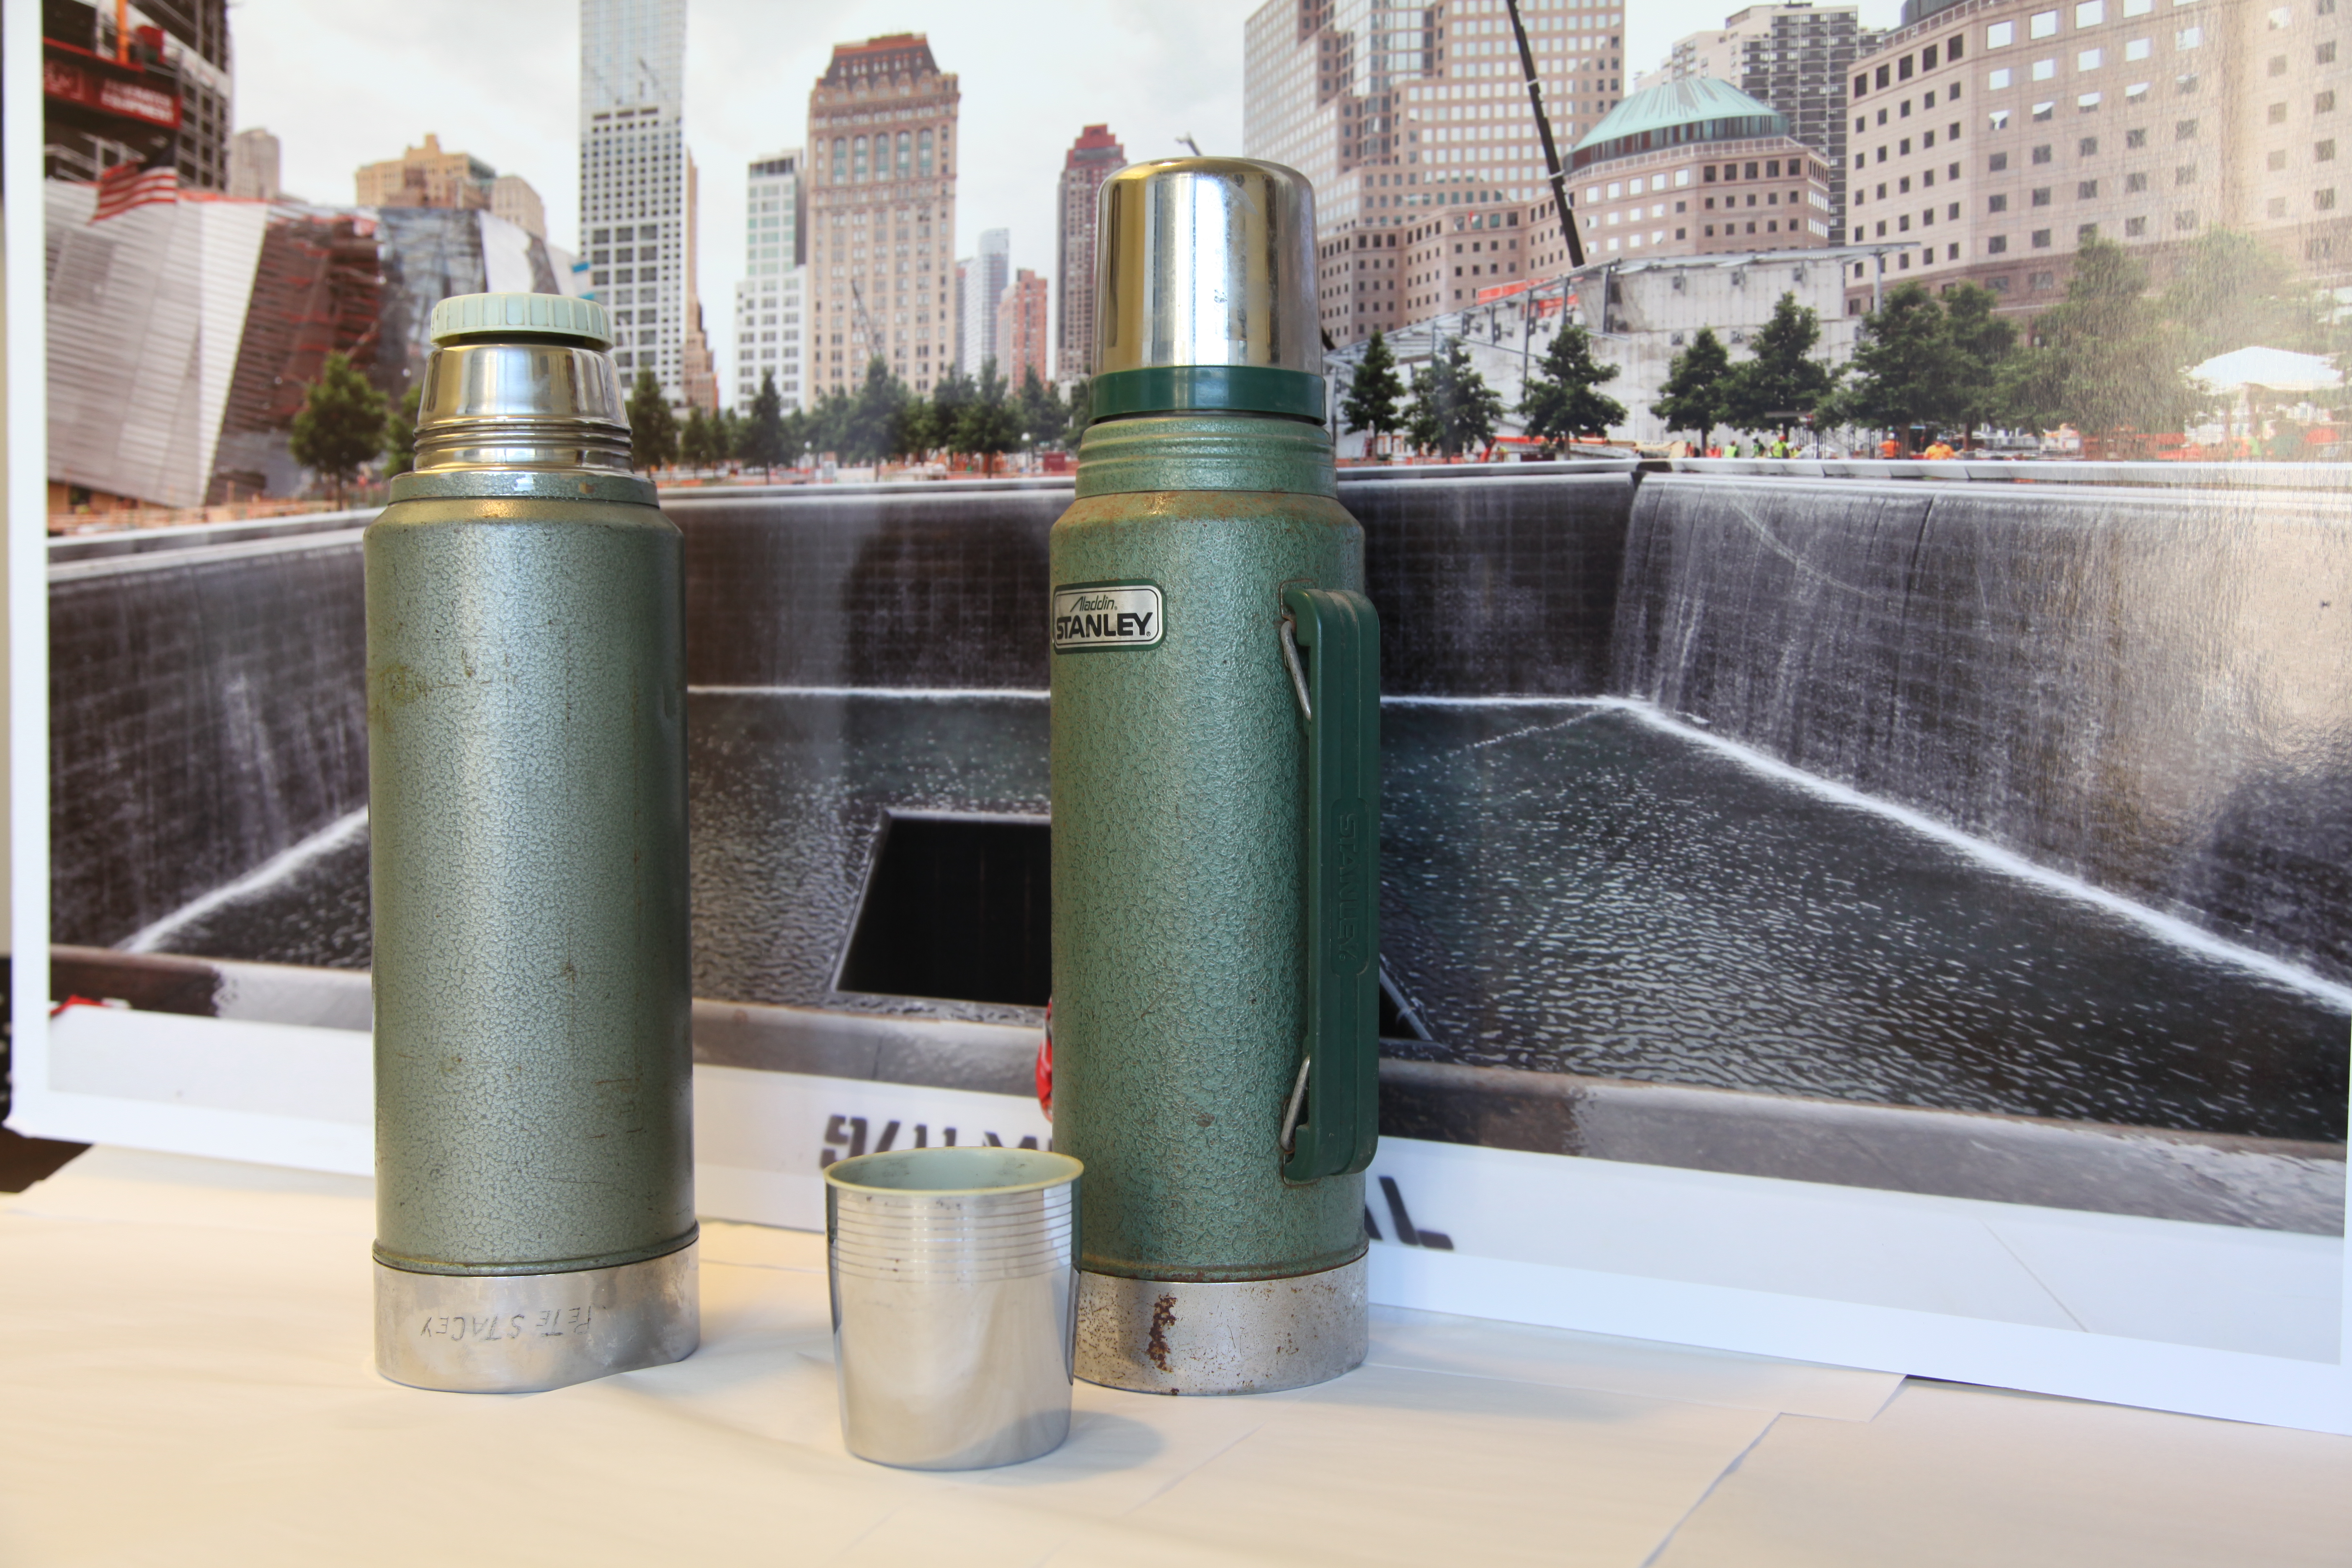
[1052,582,1163,652]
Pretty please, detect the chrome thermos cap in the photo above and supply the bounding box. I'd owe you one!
[1091,157,1323,424]
[413,291,632,473]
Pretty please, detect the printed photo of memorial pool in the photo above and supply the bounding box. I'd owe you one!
[46,466,2352,1233]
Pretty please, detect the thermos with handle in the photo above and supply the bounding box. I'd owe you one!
[1050,159,1381,1395]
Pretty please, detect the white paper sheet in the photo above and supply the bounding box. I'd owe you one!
[5,1151,2345,1565]
[0,1150,1812,1565]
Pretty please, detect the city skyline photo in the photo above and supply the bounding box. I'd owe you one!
[230,0,1905,400]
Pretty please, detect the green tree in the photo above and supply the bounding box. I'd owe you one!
[804,388,853,462]
[1404,338,1506,457]
[779,405,810,469]
[679,407,714,470]
[1939,284,2020,446]
[893,392,938,460]
[738,371,787,477]
[1651,327,1734,450]
[1018,366,1071,449]
[2159,228,2326,364]
[2003,239,2199,439]
[288,351,387,505]
[928,366,978,463]
[837,357,909,464]
[1834,283,1962,450]
[1065,375,1093,433]
[710,407,739,472]
[873,370,923,462]
[626,367,678,472]
[1341,327,1407,453]
[1722,293,1837,438]
[1517,322,1625,453]
[955,358,1026,475]
[382,384,422,477]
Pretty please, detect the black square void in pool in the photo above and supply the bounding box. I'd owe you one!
[834,811,1052,1008]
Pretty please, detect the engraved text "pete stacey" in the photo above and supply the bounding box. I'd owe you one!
[418,1305,593,1342]
[1056,607,1154,642]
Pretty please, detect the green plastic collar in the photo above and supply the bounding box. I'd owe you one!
[1089,365,1326,423]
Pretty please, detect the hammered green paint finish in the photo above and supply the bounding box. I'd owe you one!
[367,494,694,1276]
[1052,412,1370,1283]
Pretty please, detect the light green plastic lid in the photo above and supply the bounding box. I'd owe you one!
[428,291,611,348]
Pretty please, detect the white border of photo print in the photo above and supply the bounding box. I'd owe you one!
[4,0,2346,1434]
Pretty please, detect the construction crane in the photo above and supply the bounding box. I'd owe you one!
[848,278,885,371]
[1505,0,1586,269]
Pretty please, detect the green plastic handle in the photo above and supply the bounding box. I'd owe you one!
[1281,586,1381,1184]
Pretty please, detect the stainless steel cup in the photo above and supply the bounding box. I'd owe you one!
[825,1148,1083,1470]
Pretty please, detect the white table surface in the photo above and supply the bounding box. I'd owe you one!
[1,1147,2345,1566]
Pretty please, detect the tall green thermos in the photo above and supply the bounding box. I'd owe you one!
[1053,159,1380,1394]
[366,293,696,1392]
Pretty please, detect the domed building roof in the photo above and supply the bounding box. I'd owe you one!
[1571,77,1789,170]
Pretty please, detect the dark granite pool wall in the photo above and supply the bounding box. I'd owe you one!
[669,467,1642,697]
[45,470,1643,949]
[671,482,1067,691]
[1613,475,2352,986]
[1344,469,1639,697]
[49,468,2346,993]
[49,531,371,948]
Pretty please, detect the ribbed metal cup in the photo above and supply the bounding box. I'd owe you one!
[825,1148,1082,1470]
[1091,157,1324,423]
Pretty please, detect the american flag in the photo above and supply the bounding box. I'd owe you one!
[92,162,178,222]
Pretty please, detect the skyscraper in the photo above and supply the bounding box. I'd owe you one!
[958,227,1010,374]
[805,34,962,397]
[41,0,235,192]
[353,137,547,241]
[492,175,548,239]
[1055,125,1126,379]
[680,155,720,413]
[1645,5,1870,242]
[355,134,495,210]
[229,127,281,201]
[998,268,1051,390]
[732,151,810,412]
[1842,0,2352,313]
[579,0,692,402]
[1245,0,1628,347]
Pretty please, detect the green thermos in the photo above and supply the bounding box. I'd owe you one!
[366,293,696,1392]
[1053,159,1380,1395]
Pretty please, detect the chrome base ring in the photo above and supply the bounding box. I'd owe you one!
[374,1243,698,1393]
[1075,1256,1366,1395]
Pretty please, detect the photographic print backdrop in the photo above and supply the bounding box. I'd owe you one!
[12,0,2352,1428]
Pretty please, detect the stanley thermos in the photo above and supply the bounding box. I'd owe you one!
[366,293,696,1391]
[1052,160,1380,1394]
